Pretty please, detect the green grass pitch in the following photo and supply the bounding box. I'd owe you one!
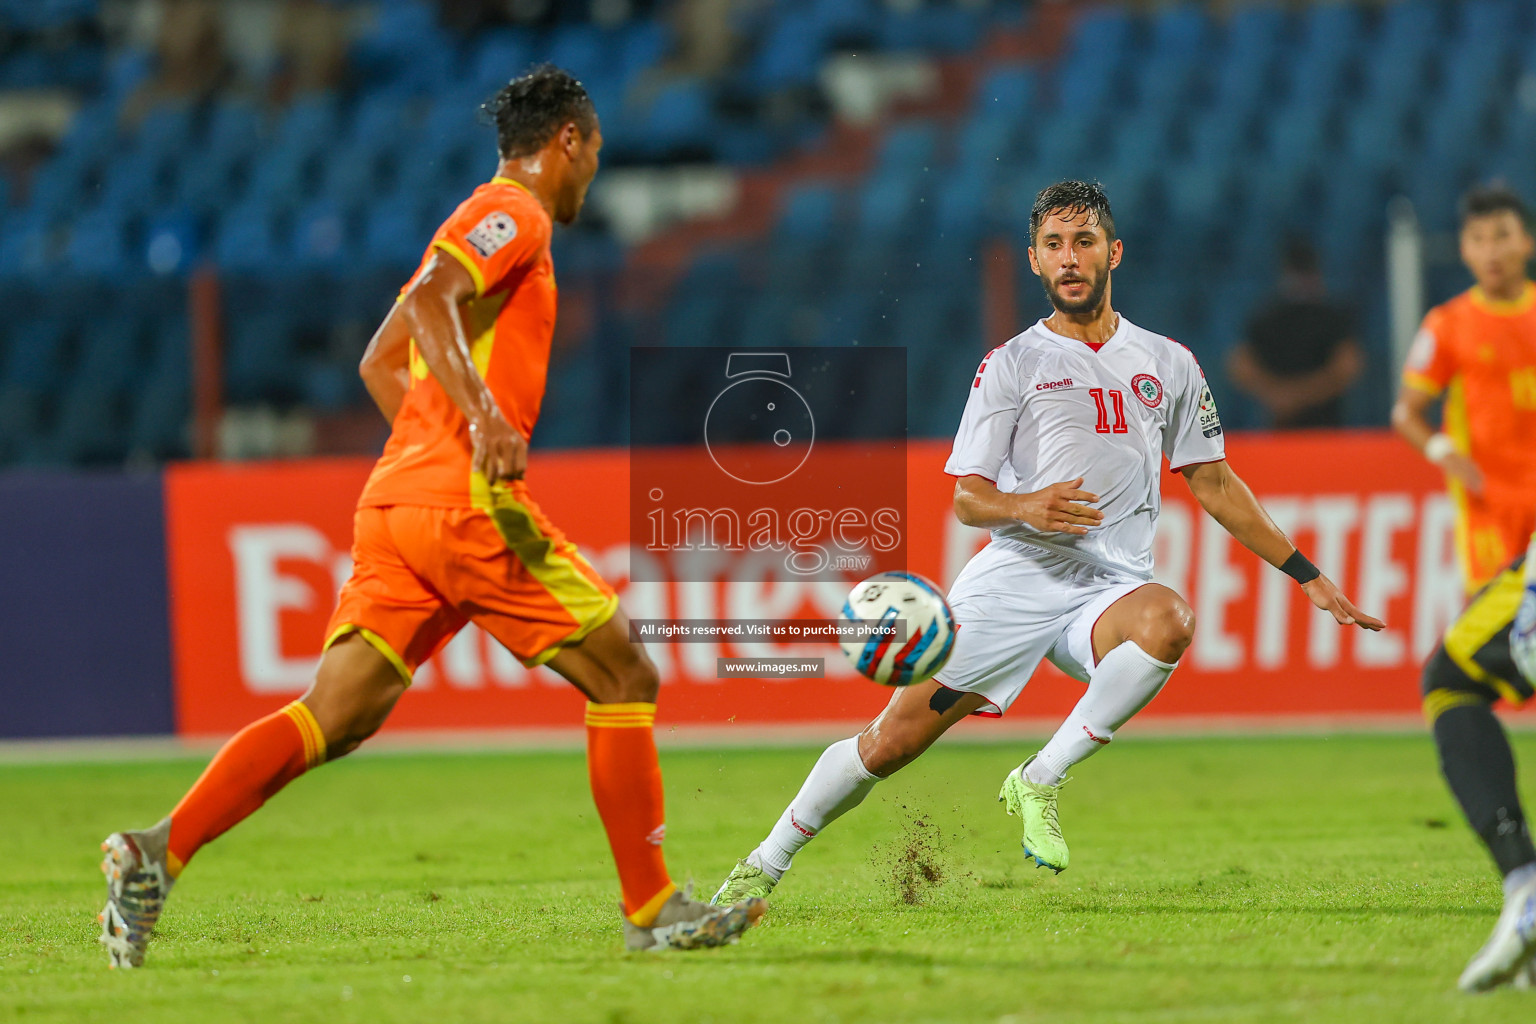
[5,733,1536,1023]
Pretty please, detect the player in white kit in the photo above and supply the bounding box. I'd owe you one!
[711,181,1385,904]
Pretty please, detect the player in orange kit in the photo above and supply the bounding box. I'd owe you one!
[95,66,764,968]
[1394,185,1536,593]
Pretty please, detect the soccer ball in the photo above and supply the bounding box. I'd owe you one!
[838,571,957,687]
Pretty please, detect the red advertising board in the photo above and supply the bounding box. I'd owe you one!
[164,433,1531,738]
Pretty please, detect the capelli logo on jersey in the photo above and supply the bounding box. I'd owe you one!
[1035,378,1074,391]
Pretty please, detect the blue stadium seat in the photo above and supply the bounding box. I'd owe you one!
[751,9,825,89]
[812,0,878,38]
[1149,5,1209,57]
[641,78,714,156]
[546,24,610,82]
[135,102,195,161]
[75,316,141,390]
[421,87,488,150]
[618,21,671,84]
[272,93,341,159]
[1133,52,1201,114]
[205,99,266,159]
[173,148,245,216]
[363,197,428,267]
[214,203,281,271]
[856,170,923,238]
[1060,7,1134,69]
[878,4,980,53]
[1455,0,1521,42]
[291,199,348,267]
[346,92,411,153]
[955,113,1021,177]
[225,310,302,403]
[1,316,68,393]
[1377,0,1444,52]
[52,376,126,464]
[0,213,57,277]
[94,146,166,219]
[352,0,451,89]
[1187,111,1249,169]
[776,182,842,242]
[1437,34,1510,113]
[1297,2,1363,64]
[245,141,317,211]
[471,30,533,93]
[972,64,1036,116]
[61,210,130,274]
[127,356,189,460]
[319,148,389,211]
[874,122,938,175]
[932,171,993,240]
[55,99,117,165]
[1340,103,1412,178]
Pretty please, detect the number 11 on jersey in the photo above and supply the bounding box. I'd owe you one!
[1089,388,1128,434]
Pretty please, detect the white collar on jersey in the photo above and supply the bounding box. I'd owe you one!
[1035,312,1127,352]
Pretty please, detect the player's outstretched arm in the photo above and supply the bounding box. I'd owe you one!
[397,253,527,481]
[952,473,1104,535]
[1182,460,1385,631]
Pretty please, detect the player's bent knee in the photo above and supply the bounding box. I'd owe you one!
[595,650,661,705]
[1131,596,1195,663]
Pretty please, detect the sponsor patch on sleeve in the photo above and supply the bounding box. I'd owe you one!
[1197,385,1223,438]
[465,211,518,258]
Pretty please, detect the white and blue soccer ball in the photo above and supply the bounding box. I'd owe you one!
[838,571,957,687]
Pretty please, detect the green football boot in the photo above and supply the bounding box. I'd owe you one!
[998,755,1070,873]
[710,859,778,906]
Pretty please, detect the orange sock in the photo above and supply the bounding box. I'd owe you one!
[585,702,675,925]
[166,701,326,875]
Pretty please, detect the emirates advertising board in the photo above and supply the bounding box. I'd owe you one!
[163,424,1531,738]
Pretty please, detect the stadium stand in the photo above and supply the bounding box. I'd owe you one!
[0,0,1533,464]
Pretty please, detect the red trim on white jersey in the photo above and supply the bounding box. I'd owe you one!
[1168,457,1226,475]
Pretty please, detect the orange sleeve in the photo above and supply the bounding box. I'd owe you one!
[430,190,550,298]
[1402,306,1456,395]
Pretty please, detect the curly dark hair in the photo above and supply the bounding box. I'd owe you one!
[1029,180,1116,243]
[480,64,597,160]
[1460,183,1531,231]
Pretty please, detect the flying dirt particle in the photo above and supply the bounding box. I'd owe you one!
[883,811,946,904]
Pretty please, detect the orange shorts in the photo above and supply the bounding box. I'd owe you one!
[324,478,618,682]
[1456,496,1536,594]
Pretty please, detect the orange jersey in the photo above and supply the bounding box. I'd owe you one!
[359,176,556,508]
[1404,283,1536,588]
[1403,284,1536,509]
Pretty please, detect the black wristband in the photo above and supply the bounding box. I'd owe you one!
[1280,549,1321,585]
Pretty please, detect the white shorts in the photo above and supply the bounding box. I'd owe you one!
[933,539,1151,716]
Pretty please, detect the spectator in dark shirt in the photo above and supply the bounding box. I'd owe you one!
[1227,240,1364,428]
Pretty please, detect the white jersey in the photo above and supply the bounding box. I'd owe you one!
[944,315,1224,579]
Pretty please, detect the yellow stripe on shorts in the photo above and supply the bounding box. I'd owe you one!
[471,472,619,666]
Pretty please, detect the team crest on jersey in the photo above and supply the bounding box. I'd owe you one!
[1198,385,1223,438]
[465,211,518,258]
[1130,373,1163,408]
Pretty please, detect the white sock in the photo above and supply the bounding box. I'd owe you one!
[749,736,879,880]
[1025,640,1177,785]
[1504,861,1536,898]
